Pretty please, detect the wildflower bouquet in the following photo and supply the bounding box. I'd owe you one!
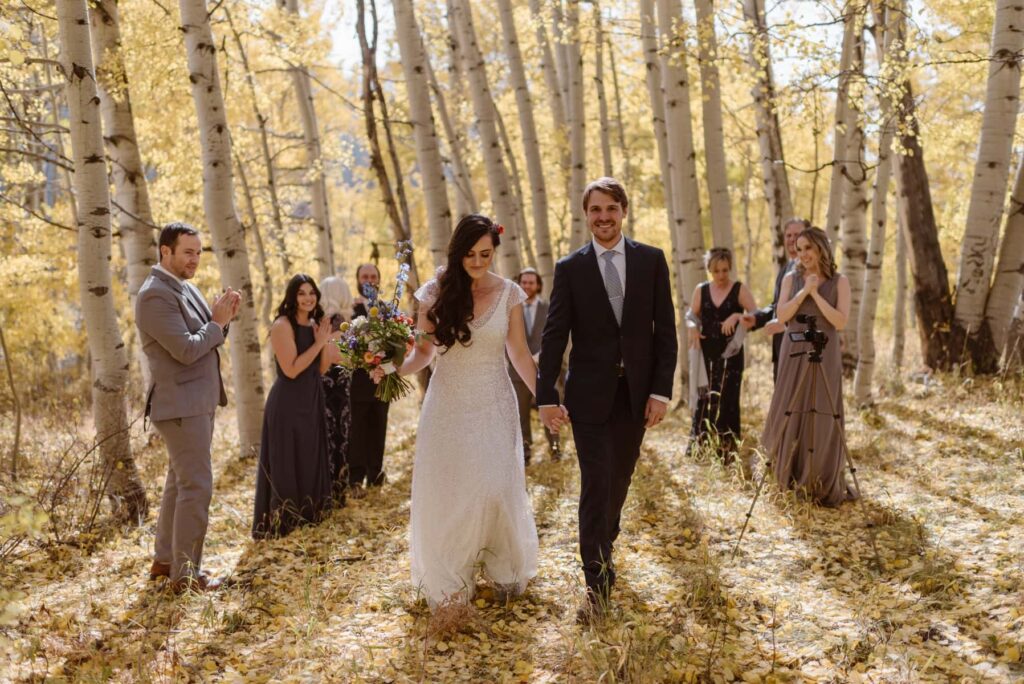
[336,241,418,402]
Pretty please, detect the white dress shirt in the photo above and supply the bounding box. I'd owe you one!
[154,263,183,286]
[593,236,626,298]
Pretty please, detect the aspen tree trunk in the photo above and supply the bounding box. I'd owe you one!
[839,32,868,373]
[606,34,634,236]
[528,0,569,131]
[58,0,147,522]
[179,0,265,458]
[853,16,894,404]
[693,0,733,253]
[551,0,572,122]
[642,0,691,394]
[277,0,334,279]
[449,0,522,275]
[497,0,554,281]
[742,147,754,287]
[955,0,1024,371]
[233,149,274,330]
[640,0,677,245]
[1003,290,1024,372]
[393,0,452,271]
[742,0,794,270]
[442,0,480,218]
[592,3,613,177]
[225,8,291,277]
[88,0,158,396]
[893,206,908,370]
[824,3,861,246]
[985,155,1024,361]
[356,0,422,296]
[566,0,588,251]
[495,109,537,268]
[656,0,704,294]
[425,54,476,217]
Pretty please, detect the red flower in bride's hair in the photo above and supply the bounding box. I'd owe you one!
[495,224,505,235]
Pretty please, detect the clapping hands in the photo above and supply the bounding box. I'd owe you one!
[313,316,339,347]
[211,288,241,327]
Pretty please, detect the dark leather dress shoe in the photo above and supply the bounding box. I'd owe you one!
[149,561,171,581]
[172,573,223,594]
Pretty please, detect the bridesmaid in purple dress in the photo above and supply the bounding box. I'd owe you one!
[761,228,857,507]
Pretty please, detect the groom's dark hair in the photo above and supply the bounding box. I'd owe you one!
[582,177,629,212]
[159,222,199,253]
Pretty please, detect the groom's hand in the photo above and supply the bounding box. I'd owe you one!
[540,405,568,433]
[644,397,667,429]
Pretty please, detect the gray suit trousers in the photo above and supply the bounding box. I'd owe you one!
[153,413,215,581]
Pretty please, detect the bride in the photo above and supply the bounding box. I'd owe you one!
[377,214,544,608]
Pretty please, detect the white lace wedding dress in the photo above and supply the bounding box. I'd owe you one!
[410,277,539,607]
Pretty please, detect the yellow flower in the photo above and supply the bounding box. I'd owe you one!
[369,306,379,318]
[339,321,350,333]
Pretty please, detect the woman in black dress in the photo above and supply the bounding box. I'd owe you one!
[688,248,757,458]
[252,274,339,539]
[319,276,354,502]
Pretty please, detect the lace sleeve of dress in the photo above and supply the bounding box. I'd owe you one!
[414,279,440,308]
[506,280,527,316]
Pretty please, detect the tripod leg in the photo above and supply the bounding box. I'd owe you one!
[732,359,812,559]
[814,363,883,571]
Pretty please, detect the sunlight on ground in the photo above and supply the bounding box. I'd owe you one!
[2,341,1023,682]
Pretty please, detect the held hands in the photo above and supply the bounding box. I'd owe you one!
[540,405,569,434]
[644,397,667,429]
[211,287,242,327]
[370,366,387,384]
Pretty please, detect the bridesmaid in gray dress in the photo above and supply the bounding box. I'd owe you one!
[761,227,856,507]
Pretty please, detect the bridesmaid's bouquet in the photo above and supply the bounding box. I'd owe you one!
[335,241,418,402]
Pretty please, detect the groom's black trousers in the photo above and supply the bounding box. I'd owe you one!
[570,377,646,598]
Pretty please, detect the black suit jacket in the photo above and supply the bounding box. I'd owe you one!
[752,259,795,364]
[537,238,677,424]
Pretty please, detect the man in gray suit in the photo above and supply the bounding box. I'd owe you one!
[510,268,560,464]
[136,223,240,592]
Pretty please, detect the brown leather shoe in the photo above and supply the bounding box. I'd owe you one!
[149,561,171,581]
[575,591,606,626]
[172,573,223,594]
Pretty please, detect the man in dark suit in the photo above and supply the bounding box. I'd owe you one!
[136,223,240,592]
[509,267,559,464]
[538,178,677,622]
[746,218,808,379]
[348,263,390,497]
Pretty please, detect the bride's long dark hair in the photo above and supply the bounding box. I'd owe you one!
[428,214,502,349]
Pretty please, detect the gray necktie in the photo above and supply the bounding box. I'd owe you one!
[601,251,623,325]
[524,302,534,336]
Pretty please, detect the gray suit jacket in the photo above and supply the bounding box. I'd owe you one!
[136,267,227,422]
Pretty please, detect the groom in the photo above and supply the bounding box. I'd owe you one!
[538,178,677,622]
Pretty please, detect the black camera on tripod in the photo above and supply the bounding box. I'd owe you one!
[788,314,829,360]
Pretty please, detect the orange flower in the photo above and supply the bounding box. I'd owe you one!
[363,351,376,364]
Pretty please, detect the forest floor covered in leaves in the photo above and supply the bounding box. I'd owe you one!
[2,343,1024,683]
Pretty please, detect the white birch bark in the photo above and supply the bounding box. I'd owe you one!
[88,0,158,394]
[528,0,568,129]
[742,0,794,269]
[840,31,868,372]
[450,0,522,275]
[824,3,860,246]
[1002,290,1024,371]
[279,0,334,278]
[694,0,734,253]
[606,34,634,236]
[593,3,614,177]
[58,0,147,521]
[495,108,537,268]
[985,154,1024,357]
[657,0,704,295]
[853,64,894,404]
[497,0,554,281]
[955,0,1024,339]
[425,53,476,216]
[566,0,588,251]
[179,0,264,458]
[893,206,908,370]
[393,0,452,270]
